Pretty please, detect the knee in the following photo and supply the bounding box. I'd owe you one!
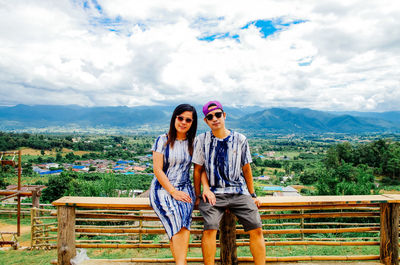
[203,229,217,239]
[249,227,263,238]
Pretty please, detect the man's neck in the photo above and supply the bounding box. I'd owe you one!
[211,128,230,139]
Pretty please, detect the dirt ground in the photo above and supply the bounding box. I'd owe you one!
[0,221,31,247]
[8,147,92,156]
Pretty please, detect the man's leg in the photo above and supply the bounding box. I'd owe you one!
[199,195,227,265]
[201,229,218,265]
[229,194,265,265]
[248,227,265,265]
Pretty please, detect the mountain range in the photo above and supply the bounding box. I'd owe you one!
[0,104,399,134]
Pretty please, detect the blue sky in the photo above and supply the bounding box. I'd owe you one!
[0,0,399,111]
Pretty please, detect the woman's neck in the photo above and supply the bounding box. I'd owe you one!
[176,132,186,140]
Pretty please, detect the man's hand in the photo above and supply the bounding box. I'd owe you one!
[195,197,201,208]
[202,188,216,205]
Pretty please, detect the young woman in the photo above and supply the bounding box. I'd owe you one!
[149,104,198,265]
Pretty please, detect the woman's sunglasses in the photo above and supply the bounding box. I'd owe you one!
[176,116,193,123]
[205,111,223,121]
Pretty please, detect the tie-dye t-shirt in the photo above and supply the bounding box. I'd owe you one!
[192,131,252,195]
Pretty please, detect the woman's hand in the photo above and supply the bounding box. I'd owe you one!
[253,197,261,208]
[202,188,216,205]
[171,190,192,203]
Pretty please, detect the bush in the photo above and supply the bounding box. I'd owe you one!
[41,172,74,202]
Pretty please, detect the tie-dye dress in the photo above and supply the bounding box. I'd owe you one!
[149,134,195,239]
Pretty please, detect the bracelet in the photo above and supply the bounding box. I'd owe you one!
[250,193,257,198]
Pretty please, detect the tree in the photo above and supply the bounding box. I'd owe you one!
[325,146,339,169]
[300,168,319,185]
[291,162,304,174]
[336,142,354,163]
[41,172,74,202]
[282,161,290,175]
[65,152,79,162]
[56,152,63,162]
[315,162,375,195]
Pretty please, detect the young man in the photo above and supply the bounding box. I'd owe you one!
[193,100,266,265]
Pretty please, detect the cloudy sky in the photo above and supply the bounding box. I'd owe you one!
[0,0,399,111]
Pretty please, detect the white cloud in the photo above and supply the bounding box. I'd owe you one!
[0,0,399,111]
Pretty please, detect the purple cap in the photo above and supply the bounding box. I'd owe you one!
[203,100,223,116]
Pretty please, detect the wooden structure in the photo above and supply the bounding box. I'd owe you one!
[0,150,46,249]
[0,150,22,240]
[31,207,57,249]
[52,195,400,265]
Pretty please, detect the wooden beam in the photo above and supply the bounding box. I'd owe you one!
[380,203,399,265]
[57,206,76,265]
[220,210,238,265]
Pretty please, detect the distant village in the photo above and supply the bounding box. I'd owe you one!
[32,154,154,176]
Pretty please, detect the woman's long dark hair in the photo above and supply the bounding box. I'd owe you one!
[166,104,197,156]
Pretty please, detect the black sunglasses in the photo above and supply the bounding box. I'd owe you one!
[176,116,193,123]
[205,111,223,121]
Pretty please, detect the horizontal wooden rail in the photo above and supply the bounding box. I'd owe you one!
[261,211,379,220]
[0,190,33,197]
[74,240,381,249]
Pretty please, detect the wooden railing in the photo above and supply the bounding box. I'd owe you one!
[52,195,400,265]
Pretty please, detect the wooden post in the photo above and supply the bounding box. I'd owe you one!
[30,207,35,249]
[32,189,41,209]
[57,206,76,265]
[300,209,304,240]
[17,150,21,236]
[380,203,399,265]
[139,210,143,243]
[220,210,238,265]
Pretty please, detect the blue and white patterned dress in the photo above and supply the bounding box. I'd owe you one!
[149,134,195,239]
[192,130,252,195]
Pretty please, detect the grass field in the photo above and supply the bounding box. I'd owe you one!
[0,243,380,265]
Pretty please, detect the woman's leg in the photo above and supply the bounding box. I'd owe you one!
[170,227,190,265]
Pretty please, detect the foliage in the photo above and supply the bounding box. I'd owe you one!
[299,167,320,185]
[0,165,14,189]
[40,171,153,203]
[41,172,74,202]
[325,139,400,182]
[0,132,153,157]
[314,162,376,195]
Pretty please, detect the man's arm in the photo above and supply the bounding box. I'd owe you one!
[201,169,216,205]
[242,163,260,207]
[193,163,203,199]
[194,164,216,206]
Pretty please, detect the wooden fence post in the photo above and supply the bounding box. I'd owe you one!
[57,206,76,265]
[380,203,399,265]
[32,188,41,209]
[30,207,36,249]
[139,210,143,244]
[220,210,238,265]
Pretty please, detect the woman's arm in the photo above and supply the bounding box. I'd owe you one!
[153,151,192,203]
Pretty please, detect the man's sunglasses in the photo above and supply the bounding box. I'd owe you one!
[176,116,193,123]
[205,111,223,121]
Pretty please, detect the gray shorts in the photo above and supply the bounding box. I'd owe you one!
[198,193,262,232]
